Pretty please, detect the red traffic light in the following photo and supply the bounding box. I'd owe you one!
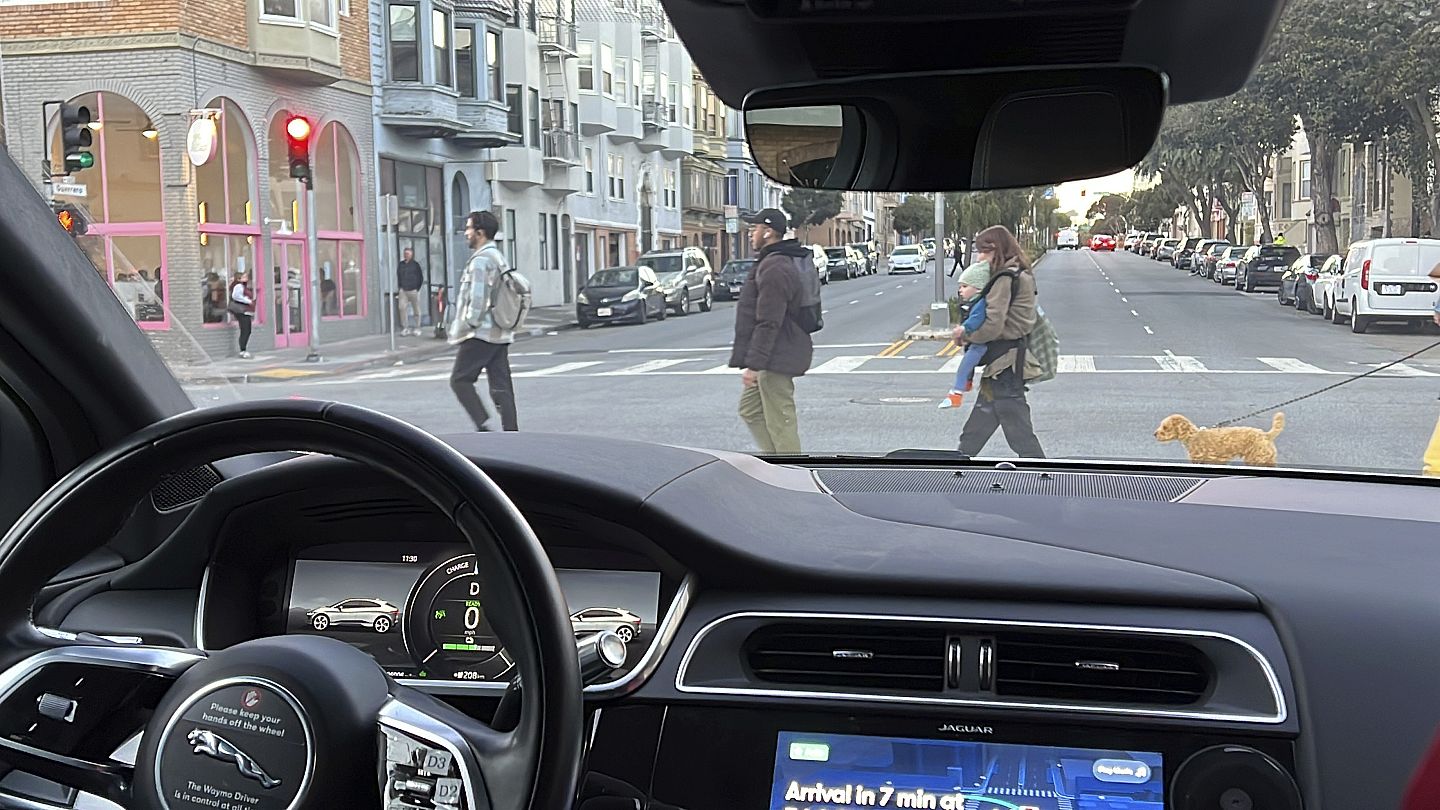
[285,115,312,143]
[53,202,88,236]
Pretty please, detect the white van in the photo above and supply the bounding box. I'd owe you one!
[1057,228,1079,250]
[1332,238,1440,333]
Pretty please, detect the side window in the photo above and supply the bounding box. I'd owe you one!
[1344,247,1364,273]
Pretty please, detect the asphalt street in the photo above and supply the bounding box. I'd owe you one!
[186,252,1440,474]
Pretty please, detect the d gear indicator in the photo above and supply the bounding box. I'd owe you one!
[402,555,515,681]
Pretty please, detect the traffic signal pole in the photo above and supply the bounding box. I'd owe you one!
[303,179,323,363]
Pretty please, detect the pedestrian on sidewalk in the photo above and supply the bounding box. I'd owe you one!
[729,208,815,454]
[448,211,518,432]
[398,247,425,337]
[228,270,255,359]
[954,225,1046,459]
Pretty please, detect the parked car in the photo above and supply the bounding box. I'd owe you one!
[715,258,755,301]
[887,244,926,274]
[849,242,878,274]
[306,598,401,633]
[576,265,668,327]
[1278,253,1337,312]
[570,606,644,643]
[1234,244,1301,292]
[1090,233,1116,251]
[1199,240,1233,278]
[1156,238,1181,262]
[809,244,830,285]
[920,238,936,259]
[1057,228,1080,250]
[1213,246,1247,284]
[1328,238,1440,333]
[1139,234,1161,257]
[1124,232,1142,251]
[1188,239,1223,273]
[638,246,715,316]
[825,246,864,280]
[1312,254,1346,320]
[1173,236,1205,268]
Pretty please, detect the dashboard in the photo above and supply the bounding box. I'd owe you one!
[284,542,661,684]
[26,432,1440,810]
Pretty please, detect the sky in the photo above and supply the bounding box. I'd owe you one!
[1054,169,1138,224]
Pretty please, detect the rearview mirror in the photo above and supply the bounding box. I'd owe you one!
[744,66,1167,192]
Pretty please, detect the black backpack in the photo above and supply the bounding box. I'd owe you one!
[790,256,824,333]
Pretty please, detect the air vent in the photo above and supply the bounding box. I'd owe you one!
[817,468,1204,501]
[744,623,946,692]
[994,631,1211,706]
[300,497,434,522]
[151,465,224,512]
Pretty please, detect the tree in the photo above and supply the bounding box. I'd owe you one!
[1371,0,1440,233]
[892,195,935,236]
[1124,185,1189,231]
[782,189,844,241]
[1267,0,1411,252]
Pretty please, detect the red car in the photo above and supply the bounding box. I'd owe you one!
[1090,234,1116,251]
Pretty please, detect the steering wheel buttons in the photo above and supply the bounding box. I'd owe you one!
[380,725,466,810]
[36,693,77,723]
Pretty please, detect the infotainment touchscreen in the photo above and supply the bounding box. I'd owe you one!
[285,542,662,682]
[771,731,1162,810]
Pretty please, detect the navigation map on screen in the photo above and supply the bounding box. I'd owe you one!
[771,731,1163,810]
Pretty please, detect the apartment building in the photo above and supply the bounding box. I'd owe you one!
[1270,124,1417,252]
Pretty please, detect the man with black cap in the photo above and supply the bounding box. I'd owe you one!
[729,207,816,454]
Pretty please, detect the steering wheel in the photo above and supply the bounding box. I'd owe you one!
[0,400,583,810]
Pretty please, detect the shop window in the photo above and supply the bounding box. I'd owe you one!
[389,3,420,81]
[196,98,261,326]
[315,122,365,318]
[49,92,168,330]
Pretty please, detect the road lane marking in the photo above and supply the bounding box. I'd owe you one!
[1143,326,1154,334]
[810,356,872,374]
[599,358,699,375]
[511,351,555,357]
[1121,297,1128,303]
[609,346,728,353]
[877,340,913,357]
[874,291,884,296]
[935,342,961,357]
[1153,354,1209,372]
[1258,357,1329,374]
[515,361,603,376]
[848,300,860,305]
[1057,355,1097,373]
[1368,362,1439,377]
[1131,309,1140,317]
[938,354,963,374]
[696,364,740,374]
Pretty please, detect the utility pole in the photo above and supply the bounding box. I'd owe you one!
[930,193,949,331]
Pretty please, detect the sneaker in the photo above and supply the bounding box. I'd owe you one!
[239,351,253,359]
[938,391,965,409]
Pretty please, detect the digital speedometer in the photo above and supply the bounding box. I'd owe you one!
[401,554,516,682]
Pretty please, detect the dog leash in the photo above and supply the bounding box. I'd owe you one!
[1210,336,1440,428]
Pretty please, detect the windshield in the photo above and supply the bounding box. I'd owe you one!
[637,255,683,275]
[35,0,1439,477]
[586,269,639,287]
[722,261,755,274]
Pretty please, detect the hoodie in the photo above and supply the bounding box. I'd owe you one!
[729,238,815,376]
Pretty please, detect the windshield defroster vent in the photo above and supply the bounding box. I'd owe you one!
[744,623,946,692]
[993,631,1211,706]
[817,468,1204,501]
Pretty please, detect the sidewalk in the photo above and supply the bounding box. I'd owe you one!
[175,303,579,384]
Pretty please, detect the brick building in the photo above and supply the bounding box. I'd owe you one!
[0,0,380,364]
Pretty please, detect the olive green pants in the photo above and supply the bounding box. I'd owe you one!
[739,370,800,454]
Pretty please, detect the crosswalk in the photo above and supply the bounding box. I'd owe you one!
[308,347,1440,385]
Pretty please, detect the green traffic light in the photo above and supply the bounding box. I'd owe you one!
[64,152,94,171]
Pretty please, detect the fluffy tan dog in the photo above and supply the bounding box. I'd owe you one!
[1154,412,1285,466]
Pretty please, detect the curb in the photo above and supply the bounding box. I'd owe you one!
[178,318,581,385]
[904,328,954,341]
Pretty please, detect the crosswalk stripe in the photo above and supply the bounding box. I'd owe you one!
[600,358,699,375]
[697,364,739,374]
[811,356,871,374]
[938,354,963,375]
[514,361,602,377]
[1058,355,1096,373]
[1376,362,1439,377]
[1259,357,1329,374]
[1153,354,1209,372]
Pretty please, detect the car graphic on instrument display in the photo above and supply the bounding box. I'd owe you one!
[570,607,644,643]
[306,598,402,633]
